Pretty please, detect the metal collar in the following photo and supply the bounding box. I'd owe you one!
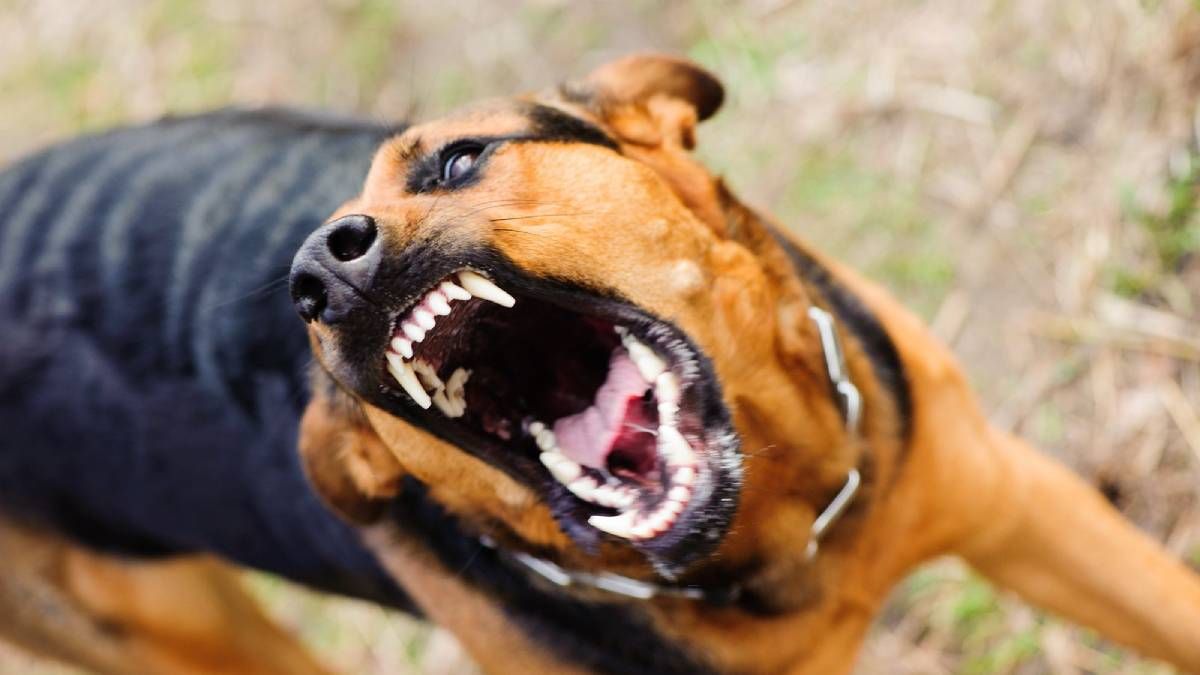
[489,304,864,602]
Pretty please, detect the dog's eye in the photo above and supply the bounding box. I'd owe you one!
[442,146,481,184]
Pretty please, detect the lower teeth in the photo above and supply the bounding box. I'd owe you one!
[528,351,695,543]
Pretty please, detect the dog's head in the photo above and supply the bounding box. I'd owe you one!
[290,55,867,586]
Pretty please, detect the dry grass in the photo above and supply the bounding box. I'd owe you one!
[1,0,1198,673]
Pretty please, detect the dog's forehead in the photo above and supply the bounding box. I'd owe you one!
[392,98,612,154]
[404,99,532,141]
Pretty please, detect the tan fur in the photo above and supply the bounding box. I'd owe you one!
[359,524,592,675]
[301,54,1200,673]
[0,516,330,675]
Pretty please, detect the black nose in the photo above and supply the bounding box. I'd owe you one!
[289,214,380,324]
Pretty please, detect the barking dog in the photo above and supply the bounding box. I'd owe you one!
[289,55,1200,673]
[1,55,1198,674]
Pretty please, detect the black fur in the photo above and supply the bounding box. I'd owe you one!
[0,108,413,608]
[403,106,617,194]
[389,478,718,675]
[525,103,619,150]
[770,232,914,440]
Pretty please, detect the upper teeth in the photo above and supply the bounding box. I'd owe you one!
[390,336,414,359]
[458,270,516,307]
[386,352,431,409]
[413,308,436,330]
[401,321,425,343]
[385,270,514,411]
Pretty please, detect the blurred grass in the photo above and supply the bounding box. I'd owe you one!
[1,1,1199,673]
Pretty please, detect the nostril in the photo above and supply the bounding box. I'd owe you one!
[292,272,328,323]
[326,214,377,262]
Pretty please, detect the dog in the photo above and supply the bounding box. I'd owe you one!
[2,54,1199,674]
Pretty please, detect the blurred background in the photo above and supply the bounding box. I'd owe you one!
[2,0,1199,673]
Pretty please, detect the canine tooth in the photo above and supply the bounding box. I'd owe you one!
[588,511,637,539]
[386,352,431,409]
[458,270,516,308]
[540,452,583,484]
[414,308,436,330]
[402,321,426,343]
[659,426,692,464]
[390,336,413,359]
[440,280,472,301]
[664,499,685,517]
[655,371,681,405]
[567,477,599,502]
[426,291,452,315]
[668,486,691,503]
[625,338,666,381]
[673,465,696,486]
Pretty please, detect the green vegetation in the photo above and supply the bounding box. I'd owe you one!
[1111,153,1200,301]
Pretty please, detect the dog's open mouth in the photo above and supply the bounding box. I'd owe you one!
[371,266,740,562]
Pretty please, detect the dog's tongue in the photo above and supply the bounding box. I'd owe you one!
[553,351,649,469]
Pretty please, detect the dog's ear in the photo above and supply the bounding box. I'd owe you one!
[574,53,724,150]
[299,372,405,524]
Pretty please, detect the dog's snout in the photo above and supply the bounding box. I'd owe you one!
[289,214,380,324]
[326,214,377,262]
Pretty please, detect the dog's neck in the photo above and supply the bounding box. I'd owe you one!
[683,180,914,609]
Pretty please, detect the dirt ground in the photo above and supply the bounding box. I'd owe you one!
[1,1,1198,673]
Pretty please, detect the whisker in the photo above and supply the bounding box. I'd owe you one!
[418,192,445,225]
[418,200,524,223]
[488,212,591,222]
[464,197,562,210]
[199,275,290,313]
[745,444,779,459]
[492,227,546,237]
[457,200,563,219]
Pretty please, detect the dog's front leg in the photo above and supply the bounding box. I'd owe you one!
[956,428,1200,670]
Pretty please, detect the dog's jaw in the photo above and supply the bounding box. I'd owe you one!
[339,255,742,573]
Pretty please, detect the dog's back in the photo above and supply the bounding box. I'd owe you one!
[0,109,410,606]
